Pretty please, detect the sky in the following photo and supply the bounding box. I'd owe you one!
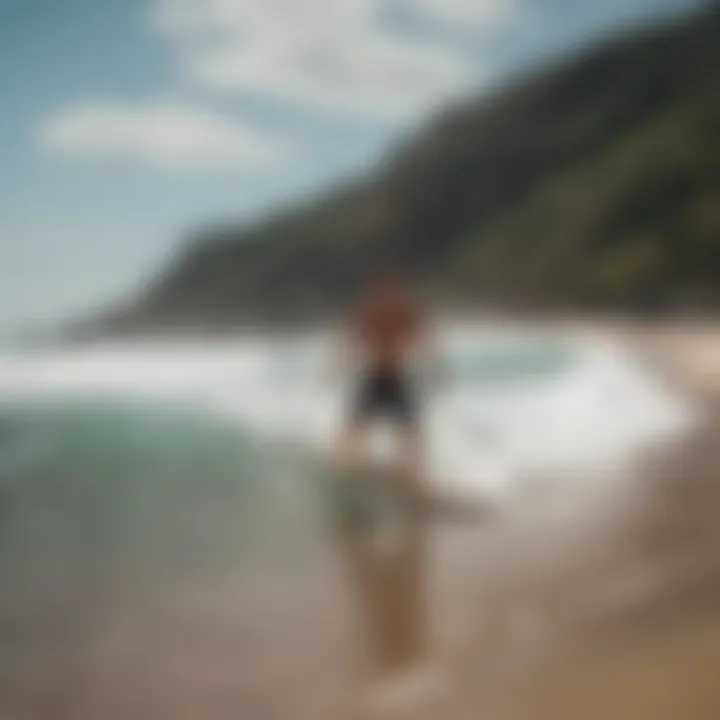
[0,0,702,331]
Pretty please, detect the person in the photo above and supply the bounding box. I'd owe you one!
[331,269,443,710]
[335,270,429,489]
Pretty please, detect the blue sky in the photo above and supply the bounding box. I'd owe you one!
[0,0,701,330]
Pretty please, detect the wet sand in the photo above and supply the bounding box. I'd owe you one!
[2,322,720,719]
[458,321,720,720]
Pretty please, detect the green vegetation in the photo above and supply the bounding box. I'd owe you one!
[452,96,720,310]
[97,4,720,333]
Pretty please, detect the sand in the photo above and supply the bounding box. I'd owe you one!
[2,321,720,720]
[445,320,720,720]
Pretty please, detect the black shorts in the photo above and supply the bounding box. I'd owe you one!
[351,369,418,428]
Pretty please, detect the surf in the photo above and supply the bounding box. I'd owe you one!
[0,324,694,504]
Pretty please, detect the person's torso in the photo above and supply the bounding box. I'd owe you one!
[355,304,420,373]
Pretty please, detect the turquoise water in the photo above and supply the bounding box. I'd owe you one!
[0,336,693,717]
[448,341,574,384]
[0,335,687,646]
[0,402,326,614]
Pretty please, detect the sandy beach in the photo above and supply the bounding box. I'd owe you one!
[2,322,720,720]
[435,321,720,720]
[444,323,720,720]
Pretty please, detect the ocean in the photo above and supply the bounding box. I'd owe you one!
[0,324,694,716]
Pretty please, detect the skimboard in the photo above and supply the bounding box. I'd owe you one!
[321,456,492,536]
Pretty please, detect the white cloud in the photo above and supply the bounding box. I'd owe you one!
[153,0,515,119]
[192,30,473,118]
[40,102,284,170]
[403,0,515,31]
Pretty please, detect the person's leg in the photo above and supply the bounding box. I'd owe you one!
[332,422,365,470]
[333,421,397,669]
[334,390,437,704]
[334,420,423,677]
[364,518,440,712]
[387,423,432,669]
[396,424,427,495]
[339,535,405,676]
[393,518,429,665]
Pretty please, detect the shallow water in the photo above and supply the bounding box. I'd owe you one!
[0,327,692,496]
[0,327,696,718]
[0,327,692,604]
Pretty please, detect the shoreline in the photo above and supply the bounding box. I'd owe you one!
[452,321,720,719]
[1,319,719,719]
[336,318,720,718]
[548,316,720,399]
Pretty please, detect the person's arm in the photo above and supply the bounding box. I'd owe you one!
[416,317,448,394]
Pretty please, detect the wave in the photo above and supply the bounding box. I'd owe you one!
[0,325,695,501]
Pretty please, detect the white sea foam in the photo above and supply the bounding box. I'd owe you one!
[0,325,695,501]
